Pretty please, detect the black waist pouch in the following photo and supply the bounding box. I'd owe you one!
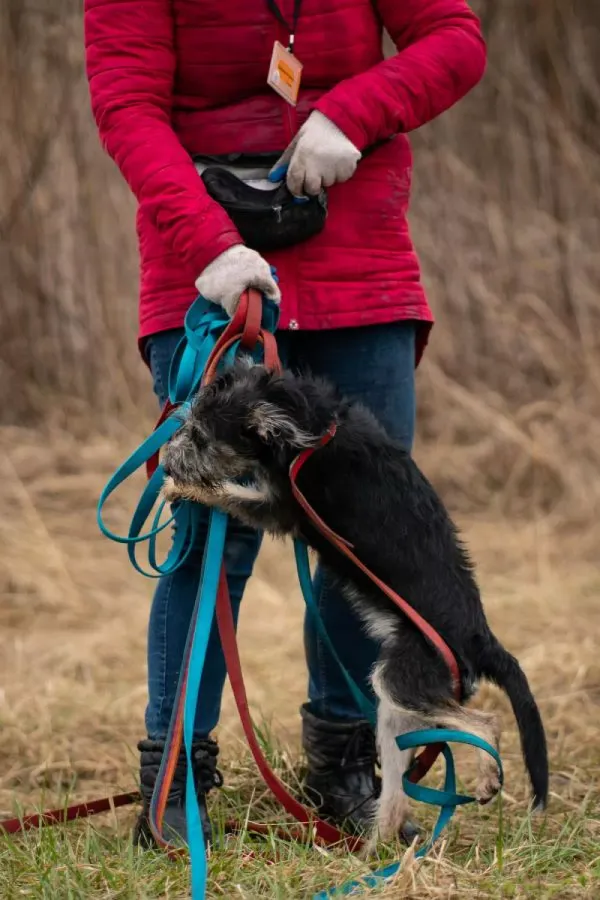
[199,165,328,253]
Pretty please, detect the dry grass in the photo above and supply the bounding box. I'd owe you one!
[0,425,598,898]
[2,1,600,895]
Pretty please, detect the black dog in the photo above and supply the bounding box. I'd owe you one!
[163,361,549,844]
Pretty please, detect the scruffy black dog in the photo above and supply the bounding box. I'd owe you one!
[162,361,549,844]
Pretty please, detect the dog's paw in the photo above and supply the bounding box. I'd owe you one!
[358,833,380,860]
[475,769,502,805]
[362,818,419,859]
[531,796,547,816]
[161,476,217,507]
[399,818,420,845]
[161,475,180,502]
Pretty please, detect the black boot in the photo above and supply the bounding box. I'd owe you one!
[133,737,223,849]
[301,704,380,833]
[301,705,420,842]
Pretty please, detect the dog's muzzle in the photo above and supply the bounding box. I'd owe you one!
[161,432,224,505]
[162,431,203,484]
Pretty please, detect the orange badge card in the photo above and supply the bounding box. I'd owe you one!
[267,41,303,106]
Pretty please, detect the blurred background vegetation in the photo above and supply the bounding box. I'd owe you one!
[1,9,600,897]
[2,0,600,529]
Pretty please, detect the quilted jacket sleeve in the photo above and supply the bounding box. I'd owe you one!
[84,0,242,276]
[314,0,486,151]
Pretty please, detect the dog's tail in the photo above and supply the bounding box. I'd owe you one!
[477,633,549,810]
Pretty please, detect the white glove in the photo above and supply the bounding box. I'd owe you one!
[270,110,361,197]
[195,245,280,317]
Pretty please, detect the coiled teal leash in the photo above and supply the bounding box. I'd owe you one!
[97,288,504,900]
[97,289,280,577]
[311,729,502,897]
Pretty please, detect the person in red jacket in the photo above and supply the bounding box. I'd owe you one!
[85,0,486,847]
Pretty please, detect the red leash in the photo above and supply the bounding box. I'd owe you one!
[200,294,358,850]
[0,792,139,835]
[216,567,362,851]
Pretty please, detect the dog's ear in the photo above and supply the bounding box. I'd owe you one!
[247,401,320,449]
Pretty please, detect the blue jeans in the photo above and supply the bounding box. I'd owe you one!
[144,322,416,739]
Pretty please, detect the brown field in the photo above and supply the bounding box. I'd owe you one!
[2,0,600,896]
[1,424,599,898]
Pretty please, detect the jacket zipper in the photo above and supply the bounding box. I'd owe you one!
[217,201,284,217]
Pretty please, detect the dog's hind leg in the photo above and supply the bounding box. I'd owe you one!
[366,665,425,853]
[435,704,502,804]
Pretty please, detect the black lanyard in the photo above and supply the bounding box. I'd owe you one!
[265,0,303,51]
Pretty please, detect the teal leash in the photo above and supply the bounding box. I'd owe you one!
[182,508,229,899]
[295,541,376,725]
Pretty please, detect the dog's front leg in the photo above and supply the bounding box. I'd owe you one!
[216,480,276,529]
[162,475,280,531]
[163,476,266,511]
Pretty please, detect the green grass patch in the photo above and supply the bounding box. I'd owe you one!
[2,744,599,900]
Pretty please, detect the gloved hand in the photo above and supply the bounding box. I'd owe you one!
[270,110,361,197]
[195,245,280,317]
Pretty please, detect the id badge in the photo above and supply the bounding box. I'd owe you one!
[267,41,302,106]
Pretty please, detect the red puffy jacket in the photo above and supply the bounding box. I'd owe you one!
[84,0,485,357]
